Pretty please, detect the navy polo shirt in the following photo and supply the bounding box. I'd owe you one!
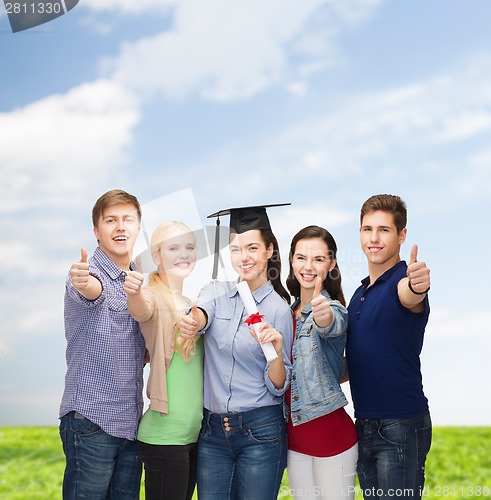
[346,261,430,419]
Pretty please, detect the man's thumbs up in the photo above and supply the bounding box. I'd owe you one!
[70,248,90,291]
[409,244,418,266]
[80,247,88,264]
[406,244,430,296]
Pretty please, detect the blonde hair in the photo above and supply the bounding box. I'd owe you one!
[148,221,198,363]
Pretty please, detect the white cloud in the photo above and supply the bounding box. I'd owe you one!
[227,54,491,204]
[81,0,177,15]
[105,0,383,101]
[425,309,491,340]
[0,79,140,214]
[272,203,354,244]
[421,309,491,425]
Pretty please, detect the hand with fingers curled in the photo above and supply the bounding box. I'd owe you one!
[406,244,431,295]
[311,276,333,328]
[124,270,144,295]
[70,247,91,292]
[180,302,200,340]
[250,322,283,356]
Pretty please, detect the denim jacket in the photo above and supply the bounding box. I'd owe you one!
[290,290,348,426]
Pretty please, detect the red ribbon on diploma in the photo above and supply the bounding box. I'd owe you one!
[244,312,264,326]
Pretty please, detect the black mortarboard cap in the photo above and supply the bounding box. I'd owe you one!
[207,203,290,278]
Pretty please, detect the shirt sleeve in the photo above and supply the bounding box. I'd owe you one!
[129,287,156,324]
[314,299,348,339]
[64,269,105,308]
[196,280,220,332]
[264,304,294,396]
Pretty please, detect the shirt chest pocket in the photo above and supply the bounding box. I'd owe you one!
[107,291,128,312]
[215,305,232,321]
[212,303,233,331]
[296,324,313,339]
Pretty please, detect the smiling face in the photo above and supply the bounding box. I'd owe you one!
[153,226,197,288]
[360,210,406,273]
[93,202,141,269]
[291,238,336,298]
[229,229,273,290]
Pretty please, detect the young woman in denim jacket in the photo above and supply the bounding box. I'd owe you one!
[285,225,358,499]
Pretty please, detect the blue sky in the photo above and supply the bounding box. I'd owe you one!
[1,0,490,426]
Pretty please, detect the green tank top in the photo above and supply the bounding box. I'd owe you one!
[137,336,204,445]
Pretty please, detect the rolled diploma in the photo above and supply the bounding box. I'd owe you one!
[236,281,278,362]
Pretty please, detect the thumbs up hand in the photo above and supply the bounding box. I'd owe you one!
[80,247,88,263]
[180,301,201,339]
[311,276,333,328]
[406,244,431,295]
[124,270,144,295]
[69,247,91,291]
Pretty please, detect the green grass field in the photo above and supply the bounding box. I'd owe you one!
[0,427,489,499]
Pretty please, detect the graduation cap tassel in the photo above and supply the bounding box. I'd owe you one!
[212,217,220,280]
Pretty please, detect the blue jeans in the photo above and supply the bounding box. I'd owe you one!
[355,412,432,500]
[197,405,287,500]
[59,411,142,499]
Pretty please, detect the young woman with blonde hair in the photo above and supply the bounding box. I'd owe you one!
[124,221,203,500]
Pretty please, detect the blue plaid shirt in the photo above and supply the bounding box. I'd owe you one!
[60,247,146,440]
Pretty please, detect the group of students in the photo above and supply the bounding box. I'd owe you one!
[59,189,432,500]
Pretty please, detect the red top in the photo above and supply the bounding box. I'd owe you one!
[286,387,358,457]
[287,307,357,457]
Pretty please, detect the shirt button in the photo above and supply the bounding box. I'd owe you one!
[300,317,305,322]
[360,297,365,302]
[293,396,299,401]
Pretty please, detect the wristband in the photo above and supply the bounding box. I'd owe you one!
[408,280,430,296]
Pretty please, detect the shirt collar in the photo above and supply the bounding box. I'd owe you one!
[93,247,135,280]
[362,260,407,288]
[229,279,274,303]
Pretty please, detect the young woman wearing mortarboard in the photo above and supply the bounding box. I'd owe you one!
[180,204,294,500]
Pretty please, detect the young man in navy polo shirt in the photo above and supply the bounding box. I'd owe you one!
[346,194,431,500]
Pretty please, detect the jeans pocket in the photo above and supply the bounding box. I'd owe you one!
[70,413,103,437]
[416,420,432,462]
[198,420,212,440]
[247,421,281,445]
[378,419,406,447]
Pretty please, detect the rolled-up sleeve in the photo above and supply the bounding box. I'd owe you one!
[315,299,348,339]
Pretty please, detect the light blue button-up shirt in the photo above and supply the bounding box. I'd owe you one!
[197,279,294,414]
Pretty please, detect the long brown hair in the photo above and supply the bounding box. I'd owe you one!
[260,228,290,304]
[286,225,346,306]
